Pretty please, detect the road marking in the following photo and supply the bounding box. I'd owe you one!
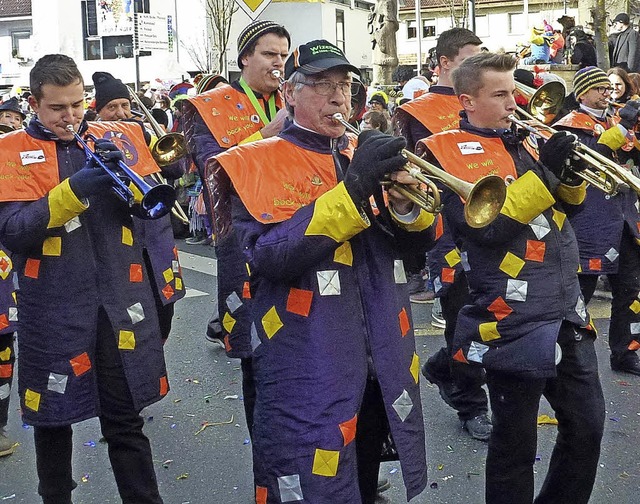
[179,251,217,276]
[185,287,209,298]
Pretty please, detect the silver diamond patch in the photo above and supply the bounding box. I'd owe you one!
[392,389,413,422]
[317,270,341,296]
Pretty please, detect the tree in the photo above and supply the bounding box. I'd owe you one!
[204,0,238,75]
[592,0,611,69]
[180,0,237,75]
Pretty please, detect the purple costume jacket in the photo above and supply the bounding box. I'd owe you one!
[0,119,182,426]
[209,123,433,502]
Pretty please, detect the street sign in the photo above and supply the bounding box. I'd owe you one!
[135,13,169,52]
[234,0,272,21]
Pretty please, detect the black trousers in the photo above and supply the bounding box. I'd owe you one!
[485,323,605,504]
[241,356,256,439]
[426,274,488,420]
[33,309,163,504]
[0,331,14,428]
[579,228,640,365]
[356,378,389,504]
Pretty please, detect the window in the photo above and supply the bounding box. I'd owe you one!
[11,30,30,59]
[423,20,436,38]
[475,15,489,38]
[354,0,372,10]
[329,0,350,6]
[509,13,525,35]
[336,10,345,52]
[407,20,417,39]
[103,35,134,60]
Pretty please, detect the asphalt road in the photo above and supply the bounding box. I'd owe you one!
[1,240,639,504]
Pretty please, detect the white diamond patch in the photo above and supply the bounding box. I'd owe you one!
[605,247,619,262]
[394,260,407,284]
[467,341,490,363]
[575,296,587,321]
[317,270,341,296]
[127,302,145,324]
[226,291,242,313]
[460,251,471,272]
[0,383,9,400]
[47,373,68,394]
[505,279,528,302]
[529,214,550,240]
[64,216,82,233]
[392,389,413,422]
[278,474,304,502]
[250,322,261,351]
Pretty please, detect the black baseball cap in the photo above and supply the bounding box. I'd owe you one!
[285,40,360,79]
[613,13,630,24]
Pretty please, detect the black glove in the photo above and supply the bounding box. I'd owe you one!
[68,163,114,200]
[618,100,640,130]
[344,130,407,207]
[538,131,576,180]
[68,140,124,199]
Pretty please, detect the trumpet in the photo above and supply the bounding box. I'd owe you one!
[331,113,507,228]
[508,107,640,195]
[68,125,176,219]
[127,86,190,224]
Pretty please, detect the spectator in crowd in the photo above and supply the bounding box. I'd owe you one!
[609,13,640,72]
[570,29,597,68]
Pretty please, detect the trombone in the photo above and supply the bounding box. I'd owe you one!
[508,107,640,195]
[332,113,506,228]
[67,125,176,220]
[514,80,566,125]
[127,86,190,224]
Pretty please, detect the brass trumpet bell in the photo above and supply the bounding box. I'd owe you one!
[332,113,506,228]
[514,80,566,125]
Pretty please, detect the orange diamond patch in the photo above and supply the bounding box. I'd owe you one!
[399,307,410,337]
[339,414,358,446]
[129,264,143,282]
[25,258,40,279]
[70,352,92,376]
[286,288,313,317]
[487,296,513,321]
[525,240,546,262]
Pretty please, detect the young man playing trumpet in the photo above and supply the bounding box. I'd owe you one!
[394,27,492,441]
[419,52,605,504]
[554,66,640,375]
[0,54,182,504]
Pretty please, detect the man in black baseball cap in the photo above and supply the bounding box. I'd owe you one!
[206,39,431,503]
[609,12,640,71]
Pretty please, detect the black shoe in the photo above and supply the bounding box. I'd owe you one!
[421,361,457,410]
[462,413,492,441]
[611,358,640,376]
[377,478,391,494]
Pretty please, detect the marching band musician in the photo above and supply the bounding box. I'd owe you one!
[182,20,290,440]
[553,66,640,376]
[206,39,433,504]
[418,52,604,504]
[92,70,186,343]
[0,97,23,458]
[393,27,492,441]
[0,54,183,504]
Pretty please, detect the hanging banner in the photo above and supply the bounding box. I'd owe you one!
[96,0,134,36]
[234,0,272,21]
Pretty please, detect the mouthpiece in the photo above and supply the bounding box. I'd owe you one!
[271,70,285,84]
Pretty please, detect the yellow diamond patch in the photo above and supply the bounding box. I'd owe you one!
[410,352,420,384]
[223,312,237,333]
[261,306,283,339]
[42,237,62,256]
[444,249,461,267]
[333,242,353,266]
[552,208,566,230]
[630,300,640,314]
[499,252,525,278]
[25,389,41,412]
[479,322,501,342]
[0,347,10,361]
[312,448,340,477]
[118,330,136,350]
[122,226,133,246]
[163,268,174,283]
[175,277,183,290]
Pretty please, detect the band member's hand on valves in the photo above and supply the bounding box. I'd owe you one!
[618,100,640,130]
[69,140,124,199]
[538,131,579,183]
[344,130,407,207]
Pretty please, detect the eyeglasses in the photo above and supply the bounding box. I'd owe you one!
[595,86,614,95]
[299,80,361,96]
